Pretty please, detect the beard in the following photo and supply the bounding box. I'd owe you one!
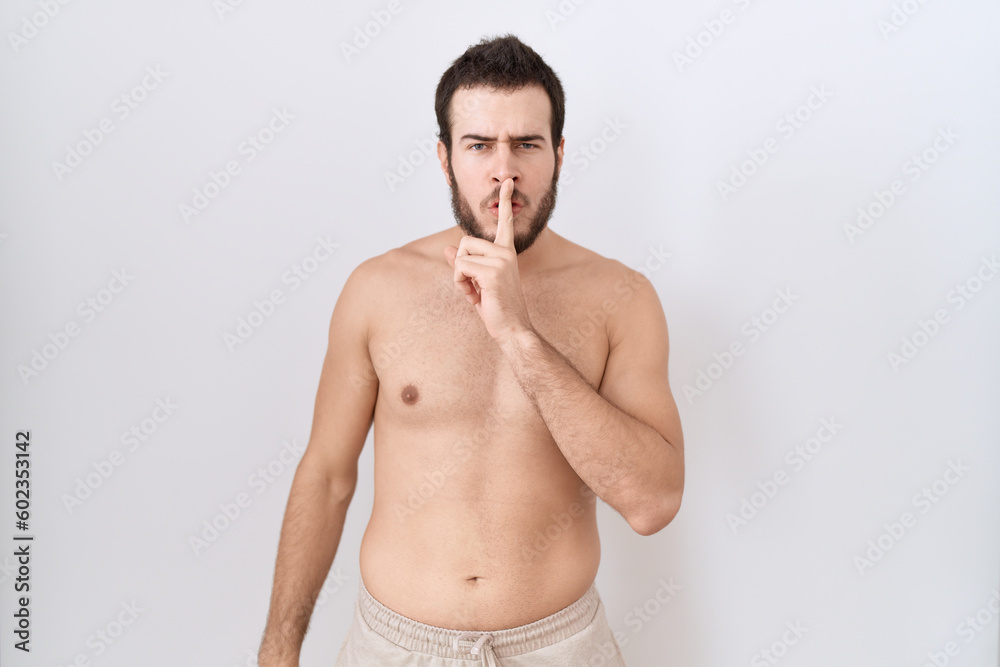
[447,158,559,255]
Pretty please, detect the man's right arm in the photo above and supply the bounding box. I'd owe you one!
[258,259,380,666]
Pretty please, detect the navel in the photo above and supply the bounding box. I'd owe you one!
[400,384,420,405]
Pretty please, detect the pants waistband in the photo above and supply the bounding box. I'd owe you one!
[357,578,601,660]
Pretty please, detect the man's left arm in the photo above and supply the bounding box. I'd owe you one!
[498,270,684,536]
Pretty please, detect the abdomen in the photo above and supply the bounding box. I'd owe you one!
[359,417,602,630]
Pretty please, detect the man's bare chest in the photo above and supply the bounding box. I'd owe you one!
[367,272,612,429]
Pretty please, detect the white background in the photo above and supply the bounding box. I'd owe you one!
[1,1,998,666]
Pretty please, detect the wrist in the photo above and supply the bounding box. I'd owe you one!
[258,639,301,665]
[497,326,538,356]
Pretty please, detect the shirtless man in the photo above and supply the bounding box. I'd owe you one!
[258,35,684,666]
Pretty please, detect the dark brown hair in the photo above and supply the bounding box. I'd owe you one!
[435,34,565,156]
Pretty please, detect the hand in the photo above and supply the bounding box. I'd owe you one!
[443,178,534,345]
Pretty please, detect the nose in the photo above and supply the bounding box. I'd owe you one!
[491,143,520,188]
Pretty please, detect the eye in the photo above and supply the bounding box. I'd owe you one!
[470,143,486,151]
[518,143,537,149]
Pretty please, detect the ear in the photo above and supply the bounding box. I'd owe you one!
[556,135,565,173]
[437,140,451,186]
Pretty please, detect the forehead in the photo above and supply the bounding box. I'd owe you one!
[449,84,552,140]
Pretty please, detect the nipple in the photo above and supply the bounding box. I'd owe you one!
[401,384,419,405]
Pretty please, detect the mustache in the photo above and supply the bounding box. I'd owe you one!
[482,187,528,209]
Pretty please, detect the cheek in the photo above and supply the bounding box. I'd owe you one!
[528,159,556,183]
[454,167,485,196]
[450,151,474,172]
[455,163,484,187]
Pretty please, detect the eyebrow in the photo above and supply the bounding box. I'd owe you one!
[459,134,547,144]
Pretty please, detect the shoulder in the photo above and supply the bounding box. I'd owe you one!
[344,238,436,289]
[376,230,454,271]
[337,233,450,318]
[556,239,664,349]
[553,235,655,304]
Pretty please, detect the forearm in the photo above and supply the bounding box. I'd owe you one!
[499,329,682,532]
[259,459,354,664]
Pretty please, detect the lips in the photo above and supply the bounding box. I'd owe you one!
[490,202,523,216]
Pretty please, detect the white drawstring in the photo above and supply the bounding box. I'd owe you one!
[453,631,496,663]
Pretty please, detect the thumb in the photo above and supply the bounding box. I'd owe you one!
[443,244,457,267]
